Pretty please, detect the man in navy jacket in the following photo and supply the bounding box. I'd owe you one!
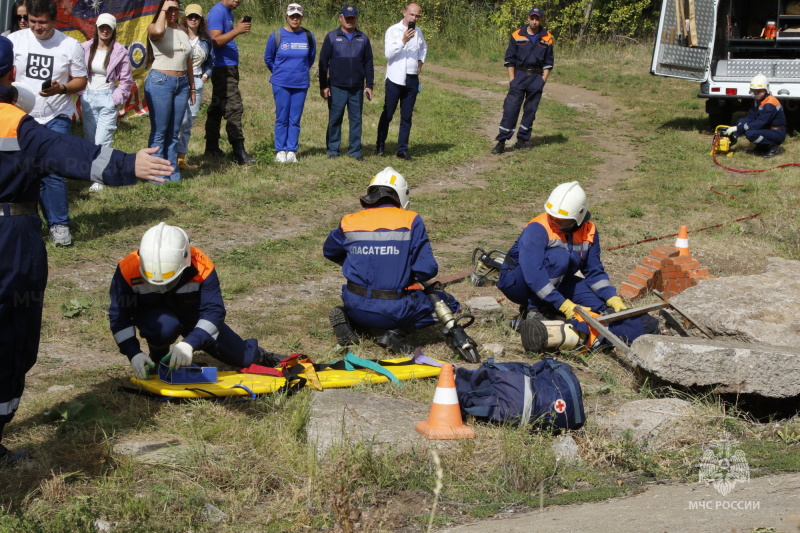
[0,35,171,466]
[319,5,374,161]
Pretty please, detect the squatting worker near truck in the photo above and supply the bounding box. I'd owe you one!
[725,74,786,159]
[205,0,256,165]
[491,7,553,155]
[323,167,461,352]
[0,35,173,466]
[109,223,283,381]
[319,5,374,161]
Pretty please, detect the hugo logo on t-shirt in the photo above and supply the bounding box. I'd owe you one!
[25,54,53,80]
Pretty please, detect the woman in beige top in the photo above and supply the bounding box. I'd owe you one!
[145,0,195,182]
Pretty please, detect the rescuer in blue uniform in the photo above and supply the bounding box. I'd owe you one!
[725,74,786,159]
[492,7,553,154]
[0,35,173,466]
[109,223,281,380]
[498,181,656,352]
[323,167,460,351]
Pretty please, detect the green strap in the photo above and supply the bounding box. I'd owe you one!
[344,352,401,384]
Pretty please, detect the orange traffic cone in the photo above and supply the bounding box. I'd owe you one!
[675,225,690,256]
[415,363,476,440]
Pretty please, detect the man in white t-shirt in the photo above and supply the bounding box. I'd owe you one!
[8,0,87,246]
[375,2,426,162]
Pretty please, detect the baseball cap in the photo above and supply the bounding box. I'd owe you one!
[184,4,203,17]
[340,5,358,17]
[529,7,544,18]
[286,3,303,16]
[96,13,117,30]
[0,36,13,78]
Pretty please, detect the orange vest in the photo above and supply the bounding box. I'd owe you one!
[0,103,26,152]
[528,213,597,253]
[761,94,782,110]
[340,206,418,233]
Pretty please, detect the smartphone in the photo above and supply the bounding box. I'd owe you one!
[242,16,251,22]
[366,91,371,101]
[41,79,52,90]
[408,21,415,30]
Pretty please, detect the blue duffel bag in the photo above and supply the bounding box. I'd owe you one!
[454,357,585,430]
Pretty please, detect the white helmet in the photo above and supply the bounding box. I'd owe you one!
[368,167,410,209]
[11,82,36,113]
[544,181,588,225]
[139,222,191,290]
[750,74,770,94]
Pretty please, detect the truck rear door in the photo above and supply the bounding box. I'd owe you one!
[651,0,717,81]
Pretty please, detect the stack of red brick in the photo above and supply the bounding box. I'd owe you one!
[619,246,710,300]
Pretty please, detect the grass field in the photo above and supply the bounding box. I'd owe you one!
[2,23,800,532]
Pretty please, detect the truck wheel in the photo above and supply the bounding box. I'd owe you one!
[706,99,732,131]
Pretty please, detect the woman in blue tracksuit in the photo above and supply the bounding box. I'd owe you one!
[264,3,315,163]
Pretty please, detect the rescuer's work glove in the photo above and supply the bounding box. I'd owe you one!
[606,296,628,313]
[725,126,738,137]
[169,342,194,370]
[558,299,591,320]
[131,352,156,380]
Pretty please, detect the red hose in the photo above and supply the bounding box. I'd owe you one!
[711,133,800,173]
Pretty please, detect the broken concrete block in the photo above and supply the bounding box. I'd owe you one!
[465,296,503,320]
[628,335,800,398]
[595,398,695,451]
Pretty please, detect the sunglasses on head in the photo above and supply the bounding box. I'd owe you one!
[15,14,28,21]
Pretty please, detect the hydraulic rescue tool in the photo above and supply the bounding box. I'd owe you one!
[418,279,481,364]
[710,125,735,157]
[470,247,507,286]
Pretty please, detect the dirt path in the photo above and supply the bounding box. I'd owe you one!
[442,472,800,533]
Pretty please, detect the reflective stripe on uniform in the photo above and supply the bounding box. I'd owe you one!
[196,318,219,338]
[536,282,555,299]
[345,230,411,242]
[90,145,113,182]
[0,398,20,416]
[0,137,20,151]
[754,135,764,143]
[175,282,201,294]
[113,325,136,344]
[590,279,610,292]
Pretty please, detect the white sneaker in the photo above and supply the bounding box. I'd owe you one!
[275,150,287,163]
[286,151,298,163]
[50,225,72,247]
[89,182,105,192]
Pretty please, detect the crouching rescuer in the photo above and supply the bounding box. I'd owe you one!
[323,167,461,352]
[724,74,786,159]
[497,181,658,353]
[109,223,281,379]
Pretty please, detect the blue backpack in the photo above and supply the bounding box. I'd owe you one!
[454,357,585,430]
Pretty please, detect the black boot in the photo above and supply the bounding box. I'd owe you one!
[204,138,225,157]
[374,142,385,156]
[258,348,285,367]
[491,140,505,154]
[329,306,359,347]
[513,139,532,151]
[763,143,783,158]
[376,328,409,352]
[0,443,29,467]
[519,318,548,353]
[232,140,256,165]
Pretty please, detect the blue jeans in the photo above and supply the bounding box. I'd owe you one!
[177,76,204,154]
[376,76,419,154]
[326,86,364,158]
[145,70,190,182]
[81,89,118,146]
[272,84,308,152]
[40,115,71,227]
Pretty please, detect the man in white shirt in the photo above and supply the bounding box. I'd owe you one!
[8,0,87,246]
[375,2,426,161]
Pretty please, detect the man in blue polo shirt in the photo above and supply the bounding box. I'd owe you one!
[319,5,374,161]
[205,0,256,165]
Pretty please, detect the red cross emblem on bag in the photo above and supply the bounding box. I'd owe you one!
[554,399,566,413]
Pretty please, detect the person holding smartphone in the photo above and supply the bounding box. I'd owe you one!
[8,0,88,247]
[375,2,426,162]
[205,0,256,165]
